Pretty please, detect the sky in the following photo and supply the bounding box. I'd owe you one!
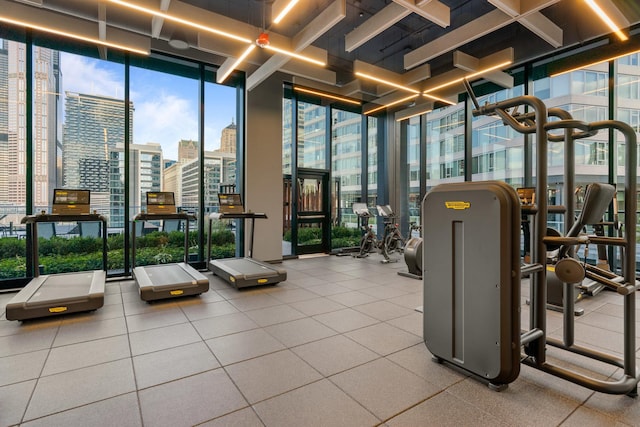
[60,52,236,161]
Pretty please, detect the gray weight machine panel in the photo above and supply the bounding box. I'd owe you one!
[134,262,209,302]
[6,270,106,321]
[209,257,287,288]
[423,181,521,386]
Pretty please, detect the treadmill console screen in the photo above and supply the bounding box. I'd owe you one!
[517,187,535,206]
[146,192,177,214]
[218,193,245,214]
[52,189,91,215]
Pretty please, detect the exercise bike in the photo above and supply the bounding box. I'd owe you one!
[352,203,405,263]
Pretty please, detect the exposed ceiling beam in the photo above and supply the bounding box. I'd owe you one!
[151,0,171,39]
[247,0,345,91]
[405,9,510,69]
[391,0,450,28]
[423,48,514,95]
[453,48,514,88]
[98,2,107,59]
[345,3,410,52]
[281,61,337,86]
[489,0,562,47]
[405,0,561,69]
[394,100,433,121]
[518,12,562,47]
[0,0,150,54]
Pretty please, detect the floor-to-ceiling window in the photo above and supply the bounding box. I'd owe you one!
[471,85,525,186]
[0,38,28,282]
[130,58,199,267]
[425,102,465,190]
[615,52,640,268]
[407,115,421,225]
[0,29,240,286]
[331,108,361,231]
[533,64,610,235]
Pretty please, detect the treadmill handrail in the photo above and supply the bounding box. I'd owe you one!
[21,213,108,277]
[22,212,107,224]
[209,212,267,220]
[131,212,195,267]
[207,211,267,260]
[133,212,196,221]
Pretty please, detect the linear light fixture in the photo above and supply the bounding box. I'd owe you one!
[584,0,628,41]
[396,108,432,122]
[217,44,256,84]
[108,0,253,44]
[262,44,326,66]
[294,86,361,105]
[422,93,456,106]
[364,94,419,115]
[0,15,149,55]
[355,72,421,94]
[550,48,640,77]
[273,0,299,24]
[423,61,512,93]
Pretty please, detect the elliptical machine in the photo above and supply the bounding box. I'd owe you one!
[399,222,422,279]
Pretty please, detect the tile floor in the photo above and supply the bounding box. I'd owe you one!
[1,254,639,426]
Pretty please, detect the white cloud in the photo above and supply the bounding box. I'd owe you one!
[133,91,198,160]
[59,53,124,98]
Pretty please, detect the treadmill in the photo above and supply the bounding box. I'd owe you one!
[5,189,107,321]
[208,193,286,288]
[132,192,209,301]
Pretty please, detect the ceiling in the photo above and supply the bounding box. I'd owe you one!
[2,0,640,111]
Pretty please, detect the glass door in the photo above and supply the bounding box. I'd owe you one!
[296,168,330,254]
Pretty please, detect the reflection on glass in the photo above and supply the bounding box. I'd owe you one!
[298,101,326,169]
[331,108,361,231]
[471,85,524,186]
[615,53,640,267]
[407,115,420,224]
[426,103,465,190]
[0,39,28,279]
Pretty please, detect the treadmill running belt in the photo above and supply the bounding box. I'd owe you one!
[134,263,209,301]
[216,258,280,278]
[29,272,97,303]
[142,264,200,287]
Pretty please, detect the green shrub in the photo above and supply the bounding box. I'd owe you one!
[0,256,26,279]
[0,238,26,258]
[332,237,360,249]
[108,233,125,250]
[297,227,321,243]
[210,229,235,246]
[209,243,236,259]
[39,253,103,274]
[332,226,360,239]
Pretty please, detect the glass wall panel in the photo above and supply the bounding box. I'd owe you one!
[615,53,640,268]
[130,63,198,266]
[425,102,465,190]
[202,73,237,259]
[34,48,125,275]
[282,97,293,257]
[367,116,378,206]
[331,109,361,230]
[0,39,28,279]
[407,115,420,225]
[297,101,326,169]
[533,65,609,235]
[471,85,524,187]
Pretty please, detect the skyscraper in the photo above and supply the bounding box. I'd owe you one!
[0,41,60,208]
[0,39,8,204]
[219,119,236,153]
[62,92,133,192]
[178,139,198,163]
